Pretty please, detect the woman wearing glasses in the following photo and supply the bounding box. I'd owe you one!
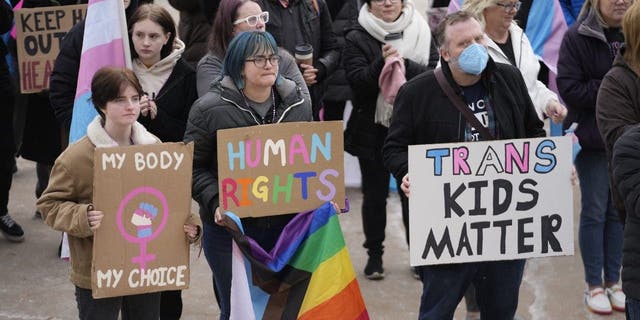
[343,0,438,281]
[463,0,567,125]
[557,0,632,314]
[196,0,308,101]
[184,31,311,320]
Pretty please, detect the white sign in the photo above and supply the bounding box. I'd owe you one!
[408,137,574,266]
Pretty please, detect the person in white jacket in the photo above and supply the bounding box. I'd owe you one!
[462,0,567,124]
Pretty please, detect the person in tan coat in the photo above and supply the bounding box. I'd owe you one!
[37,67,201,320]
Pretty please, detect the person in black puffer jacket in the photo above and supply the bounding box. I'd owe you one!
[260,0,340,120]
[168,0,211,68]
[321,0,358,121]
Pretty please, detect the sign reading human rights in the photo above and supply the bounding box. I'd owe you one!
[217,121,345,218]
[14,4,87,93]
[92,142,194,298]
[408,137,574,266]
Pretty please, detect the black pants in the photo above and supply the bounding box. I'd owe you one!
[0,60,15,217]
[160,290,182,320]
[358,155,409,258]
[322,100,346,121]
[74,286,161,320]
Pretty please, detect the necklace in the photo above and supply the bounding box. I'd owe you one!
[241,88,277,125]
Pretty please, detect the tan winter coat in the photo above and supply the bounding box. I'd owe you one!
[37,117,202,289]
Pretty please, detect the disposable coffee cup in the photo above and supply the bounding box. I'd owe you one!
[294,43,313,66]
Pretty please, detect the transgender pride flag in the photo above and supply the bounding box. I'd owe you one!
[69,0,131,143]
[223,202,369,320]
[448,0,567,76]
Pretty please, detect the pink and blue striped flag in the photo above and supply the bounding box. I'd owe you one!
[69,0,131,143]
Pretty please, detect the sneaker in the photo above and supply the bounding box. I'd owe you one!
[364,257,384,280]
[584,287,612,315]
[0,215,25,242]
[606,284,626,312]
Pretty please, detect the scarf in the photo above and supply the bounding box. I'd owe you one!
[357,0,432,65]
[358,0,432,126]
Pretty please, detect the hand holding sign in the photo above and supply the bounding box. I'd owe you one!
[88,207,104,231]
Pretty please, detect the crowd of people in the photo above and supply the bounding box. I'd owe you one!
[2,0,640,319]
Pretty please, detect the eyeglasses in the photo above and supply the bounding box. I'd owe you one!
[233,11,269,26]
[370,0,399,4]
[246,55,280,68]
[495,1,521,12]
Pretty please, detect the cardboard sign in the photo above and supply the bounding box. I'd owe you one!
[14,4,87,93]
[217,121,345,218]
[92,142,194,298]
[408,137,574,266]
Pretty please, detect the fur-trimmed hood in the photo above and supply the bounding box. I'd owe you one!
[86,116,159,147]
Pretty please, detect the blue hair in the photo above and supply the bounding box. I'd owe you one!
[223,31,281,90]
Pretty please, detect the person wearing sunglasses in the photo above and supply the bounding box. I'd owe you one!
[185,31,311,320]
[196,0,309,105]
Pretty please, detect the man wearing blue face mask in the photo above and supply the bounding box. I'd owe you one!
[383,11,546,320]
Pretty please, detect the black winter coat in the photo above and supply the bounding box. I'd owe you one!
[323,0,358,103]
[343,22,438,160]
[261,0,340,119]
[612,126,640,300]
[383,59,547,181]
[596,48,640,222]
[0,0,15,153]
[138,58,197,143]
[557,9,620,151]
[168,0,210,67]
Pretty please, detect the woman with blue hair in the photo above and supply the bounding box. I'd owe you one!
[184,30,312,319]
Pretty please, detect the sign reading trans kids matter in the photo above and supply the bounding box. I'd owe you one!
[217,121,345,218]
[91,142,194,298]
[408,136,574,266]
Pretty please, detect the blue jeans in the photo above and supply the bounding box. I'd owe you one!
[202,222,233,320]
[418,259,525,320]
[627,297,640,320]
[201,216,293,320]
[575,150,623,286]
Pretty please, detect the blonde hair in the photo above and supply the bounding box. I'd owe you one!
[578,0,607,26]
[461,0,498,28]
[623,1,640,70]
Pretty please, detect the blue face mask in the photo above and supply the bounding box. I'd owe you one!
[457,43,489,76]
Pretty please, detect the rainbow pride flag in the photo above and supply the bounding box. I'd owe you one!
[223,202,369,320]
[69,0,131,143]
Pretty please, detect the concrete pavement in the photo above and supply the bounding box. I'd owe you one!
[0,158,626,320]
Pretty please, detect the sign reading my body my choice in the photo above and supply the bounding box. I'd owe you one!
[217,121,345,218]
[408,136,574,266]
[92,142,194,299]
[14,4,87,93]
